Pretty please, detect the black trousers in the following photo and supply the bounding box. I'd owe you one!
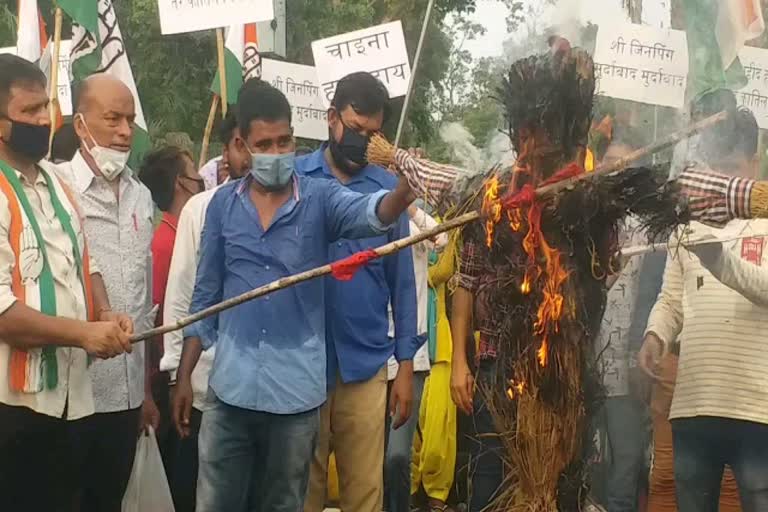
[69,407,142,512]
[165,407,203,512]
[0,403,78,512]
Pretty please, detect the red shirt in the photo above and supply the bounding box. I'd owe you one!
[150,212,178,374]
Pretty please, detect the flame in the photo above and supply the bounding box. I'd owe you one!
[506,379,527,399]
[520,273,532,295]
[537,338,548,367]
[507,208,522,231]
[482,176,502,248]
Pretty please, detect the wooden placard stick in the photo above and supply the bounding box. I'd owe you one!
[198,94,220,169]
[47,7,63,155]
[130,110,728,343]
[216,28,227,117]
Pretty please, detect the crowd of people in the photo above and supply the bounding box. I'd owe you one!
[0,42,767,512]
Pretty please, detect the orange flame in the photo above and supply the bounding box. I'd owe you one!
[506,379,526,399]
[537,338,548,367]
[520,273,532,295]
[482,176,502,248]
[507,208,522,232]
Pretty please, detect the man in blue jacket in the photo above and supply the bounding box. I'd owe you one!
[299,72,421,512]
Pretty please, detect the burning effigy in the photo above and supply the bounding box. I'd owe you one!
[372,45,694,511]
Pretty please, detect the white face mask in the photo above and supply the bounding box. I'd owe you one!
[77,114,131,181]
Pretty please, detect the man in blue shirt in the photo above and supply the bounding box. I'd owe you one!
[300,72,421,512]
[172,79,416,512]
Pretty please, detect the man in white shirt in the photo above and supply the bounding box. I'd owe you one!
[57,74,157,512]
[0,54,132,512]
[162,114,249,511]
[640,104,768,512]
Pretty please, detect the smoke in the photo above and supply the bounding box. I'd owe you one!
[439,122,515,173]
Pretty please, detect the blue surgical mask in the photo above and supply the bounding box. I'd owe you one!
[248,151,295,191]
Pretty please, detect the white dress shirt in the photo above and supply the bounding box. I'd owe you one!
[160,187,218,411]
[387,209,448,380]
[0,162,95,419]
[56,152,155,413]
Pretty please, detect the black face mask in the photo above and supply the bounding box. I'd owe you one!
[329,123,370,173]
[1,118,50,162]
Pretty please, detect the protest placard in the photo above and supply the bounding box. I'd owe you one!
[737,46,768,129]
[262,58,327,141]
[311,21,411,107]
[594,22,688,109]
[1,42,73,116]
[156,0,274,35]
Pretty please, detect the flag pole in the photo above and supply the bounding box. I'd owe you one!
[394,0,435,147]
[129,110,728,343]
[47,7,63,155]
[216,28,228,117]
[198,94,221,169]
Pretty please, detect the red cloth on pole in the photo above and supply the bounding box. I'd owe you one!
[330,249,380,281]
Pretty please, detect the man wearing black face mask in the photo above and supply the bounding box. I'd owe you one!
[0,55,133,511]
[298,72,421,512]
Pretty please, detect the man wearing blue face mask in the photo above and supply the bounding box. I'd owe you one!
[174,78,418,512]
[298,72,420,512]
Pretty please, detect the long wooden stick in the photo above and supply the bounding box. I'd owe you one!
[216,28,228,117]
[47,7,63,155]
[198,94,220,169]
[394,0,435,147]
[130,111,727,343]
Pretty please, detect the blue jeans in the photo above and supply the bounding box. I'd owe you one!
[196,393,319,512]
[601,396,647,512]
[468,364,504,512]
[673,416,768,512]
[384,371,427,512]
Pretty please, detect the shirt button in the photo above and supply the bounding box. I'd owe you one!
[337,243,342,247]
[261,328,267,334]
[265,296,270,301]
[265,265,270,270]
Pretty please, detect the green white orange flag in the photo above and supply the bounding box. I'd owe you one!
[682,0,765,100]
[16,0,47,62]
[211,23,261,104]
[58,0,150,169]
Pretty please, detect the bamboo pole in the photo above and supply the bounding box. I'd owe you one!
[198,94,220,169]
[47,7,63,155]
[216,28,228,117]
[130,110,728,343]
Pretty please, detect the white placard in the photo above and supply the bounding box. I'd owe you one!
[156,0,275,35]
[262,58,327,141]
[737,46,768,129]
[0,43,73,117]
[594,22,688,108]
[311,21,411,107]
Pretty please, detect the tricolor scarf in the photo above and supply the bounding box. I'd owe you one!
[0,160,94,393]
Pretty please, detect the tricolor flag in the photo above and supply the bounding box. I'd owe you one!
[58,0,150,169]
[211,24,262,105]
[16,0,47,62]
[682,0,765,100]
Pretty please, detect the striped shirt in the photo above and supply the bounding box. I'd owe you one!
[676,165,753,226]
[645,219,768,425]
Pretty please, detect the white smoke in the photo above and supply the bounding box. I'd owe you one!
[439,122,515,173]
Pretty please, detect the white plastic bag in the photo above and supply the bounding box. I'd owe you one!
[122,426,176,512]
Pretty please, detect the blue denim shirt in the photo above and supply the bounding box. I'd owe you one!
[185,174,389,414]
[296,147,420,385]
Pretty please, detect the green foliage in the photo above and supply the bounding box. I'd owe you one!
[0,0,485,158]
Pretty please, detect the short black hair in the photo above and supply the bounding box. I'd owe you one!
[236,78,292,138]
[219,112,238,146]
[0,54,46,115]
[50,123,79,163]
[732,107,759,161]
[331,72,391,122]
[139,146,192,212]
